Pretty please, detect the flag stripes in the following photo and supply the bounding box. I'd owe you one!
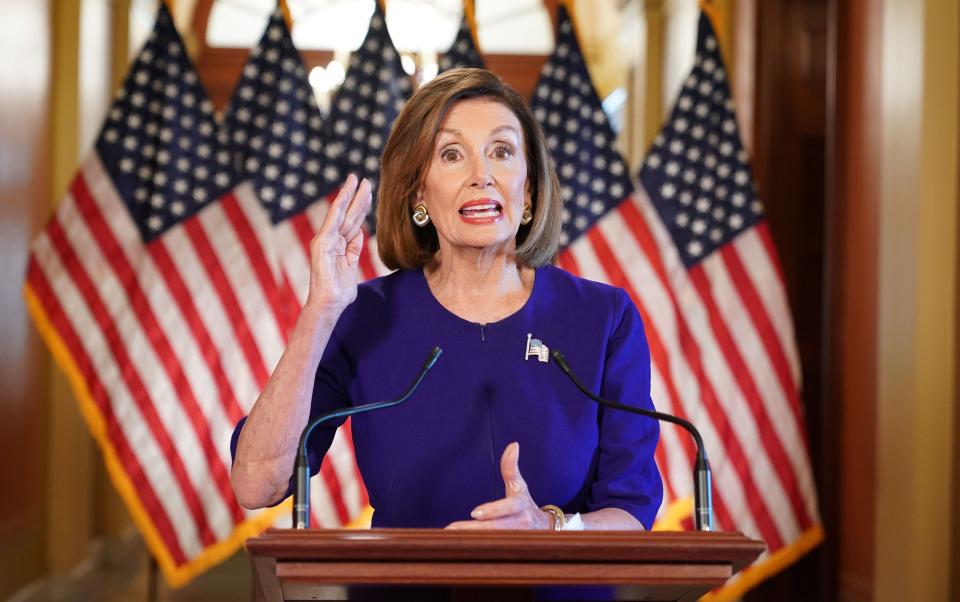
[26,259,192,565]
[24,2,823,591]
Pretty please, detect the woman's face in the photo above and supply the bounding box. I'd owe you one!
[417,98,531,259]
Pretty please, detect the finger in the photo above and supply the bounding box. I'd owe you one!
[340,178,372,236]
[344,229,364,264]
[500,442,528,496]
[319,174,358,235]
[470,496,526,520]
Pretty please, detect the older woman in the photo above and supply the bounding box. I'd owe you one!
[230,68,662,531]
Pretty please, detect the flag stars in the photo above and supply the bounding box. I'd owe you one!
[147,215,164,231]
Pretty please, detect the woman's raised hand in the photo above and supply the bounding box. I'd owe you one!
[305,174,372,314]
[446,442,554,530]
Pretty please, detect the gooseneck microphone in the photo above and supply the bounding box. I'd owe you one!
[550,349,714,531]
[293,346,442,529]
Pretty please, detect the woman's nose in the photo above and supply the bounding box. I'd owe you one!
[467,155,494,188]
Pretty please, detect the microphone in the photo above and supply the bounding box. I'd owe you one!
[293,346,443,529]
[550,349,713,531]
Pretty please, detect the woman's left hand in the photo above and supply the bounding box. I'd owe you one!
[446,442,554,530]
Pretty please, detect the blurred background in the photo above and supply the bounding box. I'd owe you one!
[0,0,957,600]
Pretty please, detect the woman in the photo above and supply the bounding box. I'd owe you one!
[230,68,662,532]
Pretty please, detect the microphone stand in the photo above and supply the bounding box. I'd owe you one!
[550,349,713,531]
[292,346,442,529]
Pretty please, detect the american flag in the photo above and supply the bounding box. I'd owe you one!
[317,0,412,237]
[221,10,369,530]
[532,7,822,598]
[438,4,485,73]
[242,0,410,299]
[23,4,292,585]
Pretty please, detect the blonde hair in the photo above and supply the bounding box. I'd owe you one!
[376,68,562,270]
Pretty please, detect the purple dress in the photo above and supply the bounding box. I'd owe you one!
[232,265,662,529]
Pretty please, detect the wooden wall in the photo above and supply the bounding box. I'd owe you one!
[0,0,52,598]
[746,0,832,599]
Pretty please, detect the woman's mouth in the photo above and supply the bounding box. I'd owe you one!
[458,200,503,223]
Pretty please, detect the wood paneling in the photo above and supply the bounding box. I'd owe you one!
[0,0,52,597]
[826,0,881,598]
[748,0,832,600]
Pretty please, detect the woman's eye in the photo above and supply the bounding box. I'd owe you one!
[492,144,514,160]
[440,149,460,162]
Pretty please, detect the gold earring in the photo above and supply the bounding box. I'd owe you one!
[412,203,430,227]
[521,205,533,225]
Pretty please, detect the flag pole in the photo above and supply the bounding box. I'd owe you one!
[147,554,159,602]
[464,0,479,48]
[698,0,729,63]
[278,0,293,30]
[557,0,584,46]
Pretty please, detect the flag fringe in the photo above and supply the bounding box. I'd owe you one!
[652,496,693,531]
[23,281,287,587]
[653,496,824,600]
[702,523,824,602]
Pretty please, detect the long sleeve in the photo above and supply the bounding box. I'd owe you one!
[585,288,663,529]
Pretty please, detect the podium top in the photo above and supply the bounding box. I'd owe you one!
[247,528,765,574]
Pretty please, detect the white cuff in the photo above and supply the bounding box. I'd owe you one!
[561,512,584,531]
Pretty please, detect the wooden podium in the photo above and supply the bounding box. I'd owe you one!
[246,529,764,601]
